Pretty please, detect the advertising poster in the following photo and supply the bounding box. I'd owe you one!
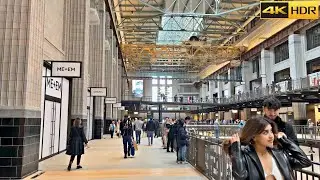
[132,80,143,97]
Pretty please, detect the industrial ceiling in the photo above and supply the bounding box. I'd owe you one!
[110,0,260,75]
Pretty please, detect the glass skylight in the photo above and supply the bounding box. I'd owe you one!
[157,15,204,45]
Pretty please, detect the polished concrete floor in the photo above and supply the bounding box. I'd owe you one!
[24,136,207,180]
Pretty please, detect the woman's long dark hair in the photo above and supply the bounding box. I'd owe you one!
[223,116,278,154]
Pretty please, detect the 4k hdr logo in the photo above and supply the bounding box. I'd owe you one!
[260,1,319,19]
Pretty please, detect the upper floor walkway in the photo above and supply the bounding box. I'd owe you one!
[24,136,206,180]
[122,75,320,111]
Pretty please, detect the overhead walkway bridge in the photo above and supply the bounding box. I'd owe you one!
[122,76,320,113]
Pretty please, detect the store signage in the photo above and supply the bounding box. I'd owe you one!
[51,61,82,77]
[105,97,117,104]
[90,87,107,97]
[45,77,62,98]
[251,108,257,112]
[113,103,122,108]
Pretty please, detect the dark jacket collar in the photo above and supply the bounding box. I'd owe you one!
[244,144,292,180]
[264,115,285,127]
[244,145,265,179]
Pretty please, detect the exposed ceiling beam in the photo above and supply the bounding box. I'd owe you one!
[121,20,161,24]
[222,1,258,4]
[119,4,163,8]
[115,10,162,13]
[120,29,233,34]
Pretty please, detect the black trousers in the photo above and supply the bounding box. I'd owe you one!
[110,130,114,138]
[69,155,81,165]
[167,137,174,151]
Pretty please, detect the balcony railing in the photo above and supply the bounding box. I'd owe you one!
[186,125,320,142]
[186,132,320,180]
[122,75,320,105]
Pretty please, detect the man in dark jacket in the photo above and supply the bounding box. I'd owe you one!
[120,116,134,158]
[172,119,180,162]
[146,119,156,145]
[166,119,175,152]
[177,119,189,164]
[263,97,299,145]
[154,119,160,138]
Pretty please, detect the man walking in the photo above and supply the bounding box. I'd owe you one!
[146,118,156,146]
[120,116,134,158]
[134,118,144,144]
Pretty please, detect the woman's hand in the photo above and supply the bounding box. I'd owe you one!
[276,132,287,139]
[85,143,89,148]
[230,133,240,144]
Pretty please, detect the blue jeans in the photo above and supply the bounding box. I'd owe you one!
[135,130,141,144]
[178,145,187,161]
[122,136,132,156]
[147,131,154,145]
[215,129,220,138]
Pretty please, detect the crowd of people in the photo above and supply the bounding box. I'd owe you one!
[116,115,191,164]
[65,96,313,179]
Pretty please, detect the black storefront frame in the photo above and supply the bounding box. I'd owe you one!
[40,62,73,161]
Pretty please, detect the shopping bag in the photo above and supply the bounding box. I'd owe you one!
[133,140,138,151]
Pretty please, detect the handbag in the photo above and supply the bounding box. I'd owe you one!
[133,140,138,151]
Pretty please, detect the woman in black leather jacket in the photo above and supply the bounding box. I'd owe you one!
[223,117,312,180]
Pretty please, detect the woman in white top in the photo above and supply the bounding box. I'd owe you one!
[223,117,312,180]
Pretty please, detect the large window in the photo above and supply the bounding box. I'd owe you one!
[307,57,320,74]
[235,65,242,80]
[152,86,158,101]
[252,56,259,73]
[274,41,289,64]
[274,68,290,82]
[167,76,172,85]
[221,72,228,84]
[151,76,173,102]
[306,24,320,50]
[152,76,158,84]
[167,87,173,101]
[159,76,166,85]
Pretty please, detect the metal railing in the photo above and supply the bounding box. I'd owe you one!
[122,75,320,105]
[186,125,320,140]
[186,133,233,180]
[187,133,320,180]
